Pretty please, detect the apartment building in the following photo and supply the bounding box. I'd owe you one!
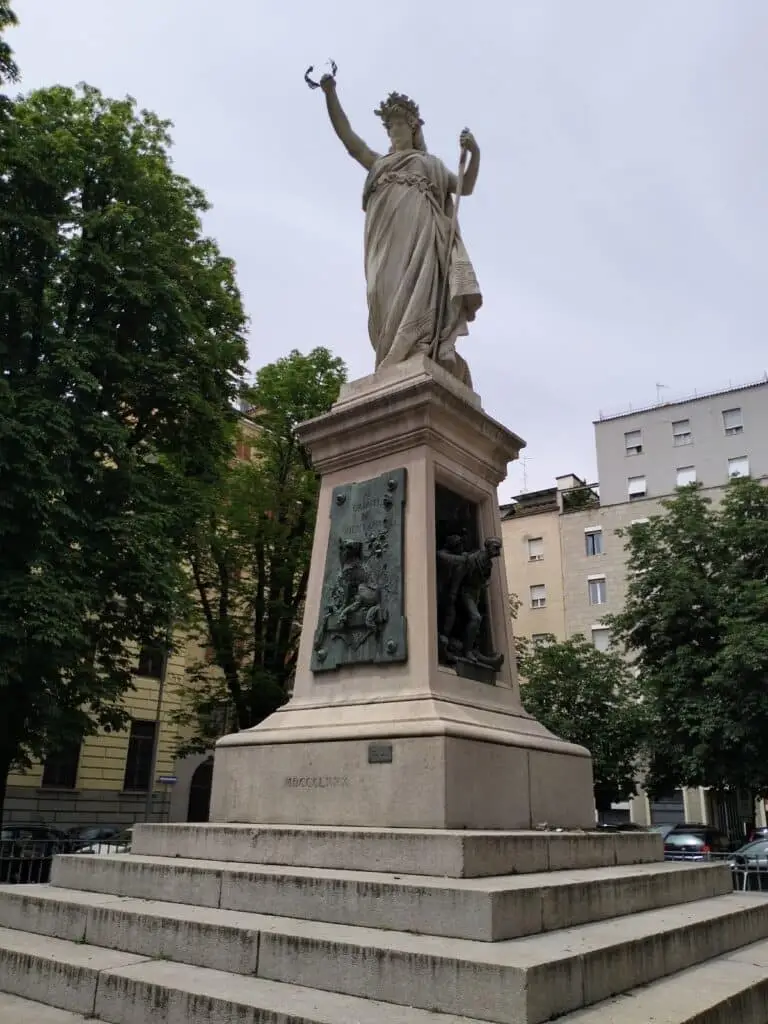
[595,378,768,506]
[503,378,768,828]
[563,378,768,651]
[501,474,597,643]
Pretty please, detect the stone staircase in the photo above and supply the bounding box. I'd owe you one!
[0,824,767,1022]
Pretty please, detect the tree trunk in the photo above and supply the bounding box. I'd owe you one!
[0,757,11,833]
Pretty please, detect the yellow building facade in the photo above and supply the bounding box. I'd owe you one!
[4,643,189,828]
[501,474,593,644]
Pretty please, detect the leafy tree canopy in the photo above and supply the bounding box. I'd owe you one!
[518,633,646,813]
[609,478,768,799]
[0,83,247,813]
[174,347,346,754]
[0,1,19,93]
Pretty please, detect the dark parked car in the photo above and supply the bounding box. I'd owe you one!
[77,827,132,855]
[747,826,768,843]
[0,825,71,883]
[663,825,732,861]
[67,824,123,852]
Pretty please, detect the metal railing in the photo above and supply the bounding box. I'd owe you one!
[0,832,132,884]
[664,850,768,893]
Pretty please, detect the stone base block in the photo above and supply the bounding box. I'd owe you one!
[131,822,662,876]
[211,732,595,830]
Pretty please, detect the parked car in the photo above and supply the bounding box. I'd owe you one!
[67,824,123,852]
[729,838,768,891]
[78,827,132,855]
[0,825,72,883]
[746,826,768,843]
[663,825,732,861]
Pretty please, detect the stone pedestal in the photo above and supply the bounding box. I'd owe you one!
[210,356,595,829]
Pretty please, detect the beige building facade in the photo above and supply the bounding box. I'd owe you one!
[501,474,597,643]
[501,487,564,643]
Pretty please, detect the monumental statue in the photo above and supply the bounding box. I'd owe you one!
[312,67,482,387]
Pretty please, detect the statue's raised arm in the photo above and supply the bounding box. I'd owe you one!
[319,76,379,171]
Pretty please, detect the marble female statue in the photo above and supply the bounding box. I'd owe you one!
[317,76,482,387]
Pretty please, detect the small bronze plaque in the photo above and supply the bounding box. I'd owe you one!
[368,742,393,764]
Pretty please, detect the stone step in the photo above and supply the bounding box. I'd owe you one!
[0,992,90,1022]
[0,925,151,1016]
[1,886,767,1022]
[131,821,661,876]
[45,853,730,941]
[4,935,768,1024]
[5,941,768,1024]
[560,935,768,1023]
[0,928,476,1024]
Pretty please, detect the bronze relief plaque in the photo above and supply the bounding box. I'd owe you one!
[311,468,407,673]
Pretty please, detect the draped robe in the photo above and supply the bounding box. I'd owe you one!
[362,150,482,387]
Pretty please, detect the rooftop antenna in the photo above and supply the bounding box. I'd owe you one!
[520,454,531,493]
[655,382,669,404]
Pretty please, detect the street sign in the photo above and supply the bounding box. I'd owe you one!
[157,775,177,785]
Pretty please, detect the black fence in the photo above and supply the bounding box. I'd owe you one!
[0,831,132,884]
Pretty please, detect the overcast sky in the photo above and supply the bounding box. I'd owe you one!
[10,1,768,497]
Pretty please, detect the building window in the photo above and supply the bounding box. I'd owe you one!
[722,408,743,436]
[728,456,750,479]
[624,429,642,455]
[591,627,611,652]
[527,537,544,561]
[123,719,157,792]
[585,528,603,556]
[588,577,607,605]
[628,475,647,501]
[41,742,81,789]
[672,419,692,446]
[531,633,552,646]
[676,466,696,487]
[530,584,547,609]
[136,645,165,680]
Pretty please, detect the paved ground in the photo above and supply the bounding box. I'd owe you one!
[0,993,89,1021]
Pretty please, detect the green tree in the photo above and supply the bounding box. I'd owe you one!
[0,84,247,820]
[0,1,19,93]
[174,348,346,753]
[609,478,768,805]
[518,634,646,813]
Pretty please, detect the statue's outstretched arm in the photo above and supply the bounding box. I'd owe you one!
[320,76,379,171]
